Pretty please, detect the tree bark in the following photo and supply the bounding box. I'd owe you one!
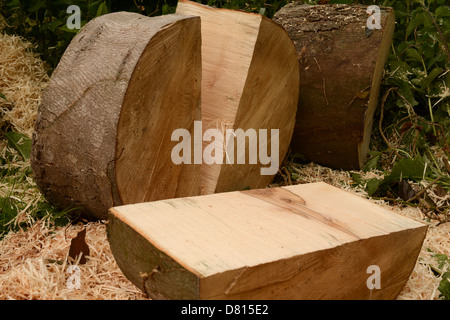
[31,12,202,220]
[273,3,395,170]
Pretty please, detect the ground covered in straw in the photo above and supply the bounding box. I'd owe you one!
[0,21,448,300]
[0,162,449,300]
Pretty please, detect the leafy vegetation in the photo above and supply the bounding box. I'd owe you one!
[356,0,450,224]
[0,0,299,71]
[439,270,450,300]
[0,133,70,240]
[428,249,450,300]
[1,0,112,70]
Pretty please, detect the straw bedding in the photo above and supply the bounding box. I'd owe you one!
[0,25,448,300]
[0,221,147,300]
[0,31,49,137]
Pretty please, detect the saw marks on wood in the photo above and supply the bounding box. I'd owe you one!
[176,0,299,194]
[108,182,427,299]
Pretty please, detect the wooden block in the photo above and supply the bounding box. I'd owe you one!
[107,182,427,300]
[273,4,395,170]
[31,13,202,220]
[176,0,300,194]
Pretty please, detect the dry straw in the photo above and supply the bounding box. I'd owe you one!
[0,221,147,300]
[0,22,448,300]
[0,24,49,137]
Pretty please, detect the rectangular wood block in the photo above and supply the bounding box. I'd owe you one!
[107,182,427,300]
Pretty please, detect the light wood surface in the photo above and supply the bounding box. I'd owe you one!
[31,13,202,220]
[108,182,427,299]
[176,0,299,194]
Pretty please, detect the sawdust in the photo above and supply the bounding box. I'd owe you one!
[0,220,147,300]
[0,32,49,137]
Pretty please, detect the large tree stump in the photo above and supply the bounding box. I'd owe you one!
[273,3,395,170]
[176,0,300,194]
[31,12,202,220]
[107,182,427,300]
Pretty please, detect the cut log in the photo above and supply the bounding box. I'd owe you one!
[107,182,427,300]
[176,0,300,194]
[273,3,395,170]
[31,12,202,220]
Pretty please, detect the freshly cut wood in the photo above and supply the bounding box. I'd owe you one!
[31,12,202,220]
[107,182,427,300]
[273,3,395,170]
[176,0,299,194]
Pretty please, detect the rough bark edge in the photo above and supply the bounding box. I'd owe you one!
[107,209,200,300]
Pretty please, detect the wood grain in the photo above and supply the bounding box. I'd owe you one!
[31,13,202,220]
[107,182,427,299]
[273,4,395,170]
[176,0,299,194]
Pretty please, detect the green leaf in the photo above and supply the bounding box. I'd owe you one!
[423,13,435,29]
[438,271,450,300]
[406,12,425,38]
[25,17,37,27]
[427,53,446,70]
[435,6,450,18]
[421,67,443,91]
[96,1,108,17]
[396,81,419,107]
[87,1,101,16]
[405,48,423,63]
[366,156,427,196]
[351,172,363,185]
[387,60,413,77]
[5,132,32,160]
[0,197,21,238]
[0,93,6,100]
[26,0,43,13]
[367,178,383,196]
[59,24,80,33]
[6,0,20,8]
[48,19,64,32]
[432,253,449,270]
[388,155,427,182]
[363,151,381,172]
